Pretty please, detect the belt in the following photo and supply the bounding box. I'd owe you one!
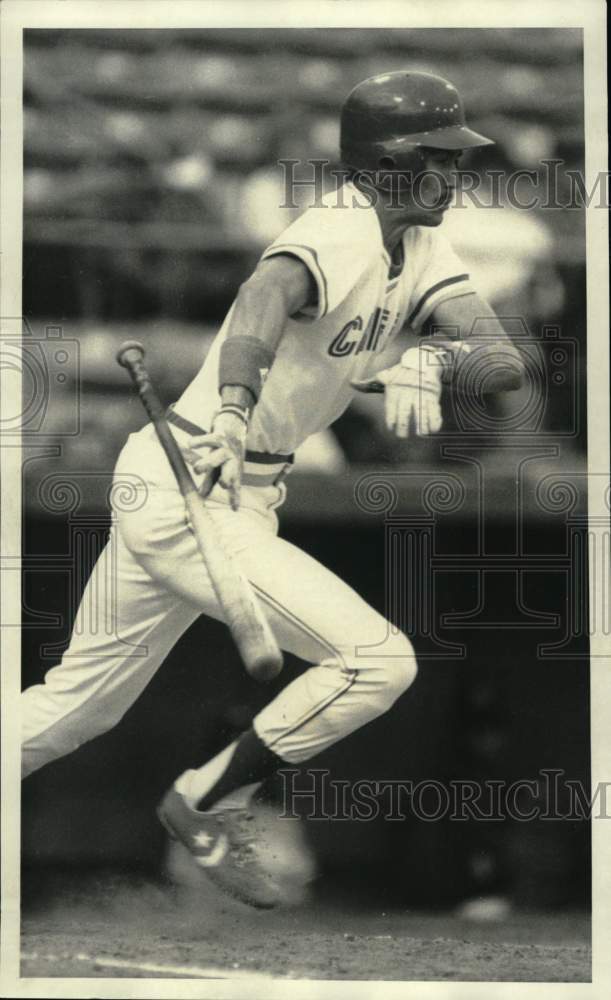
[166,407,294,488]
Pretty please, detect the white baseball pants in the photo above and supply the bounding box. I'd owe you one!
[22,424,417,777]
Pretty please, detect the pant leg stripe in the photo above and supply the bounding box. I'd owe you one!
[249,581,345,666]
[261,669,358,752]
[247,580,358,750]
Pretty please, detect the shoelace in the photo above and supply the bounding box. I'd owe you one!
[231,812,256,843]
[219,811,282,894]
[216,810,257,864]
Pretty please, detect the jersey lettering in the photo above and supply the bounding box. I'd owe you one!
[328,316,363,357]
[328,307,392,358]
[368,308,391,351]
[355,308,379,355]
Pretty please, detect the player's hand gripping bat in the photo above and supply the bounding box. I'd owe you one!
[117,340,283,683]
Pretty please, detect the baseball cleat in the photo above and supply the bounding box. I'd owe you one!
[157,786,288,908]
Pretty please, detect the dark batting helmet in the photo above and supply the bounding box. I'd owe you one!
[340,70,494,171]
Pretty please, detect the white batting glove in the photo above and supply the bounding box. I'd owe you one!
[351,345,445,438]
[187,410,247,511]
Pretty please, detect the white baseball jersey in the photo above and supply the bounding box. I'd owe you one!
[26,184,469,780]
[175,181,473,456]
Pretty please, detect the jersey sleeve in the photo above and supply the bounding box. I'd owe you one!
[260,202,378,320]
[406,228,475,332]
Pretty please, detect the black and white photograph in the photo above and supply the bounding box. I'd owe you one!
[1,1,609,996]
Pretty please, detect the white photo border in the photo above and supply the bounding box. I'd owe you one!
[1,2,608,998]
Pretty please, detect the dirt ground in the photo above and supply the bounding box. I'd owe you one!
[20,870,590,983]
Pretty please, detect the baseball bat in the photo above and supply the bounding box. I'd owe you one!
[116,340,283,683]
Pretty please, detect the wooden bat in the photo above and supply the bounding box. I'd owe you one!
[116,340,283,683]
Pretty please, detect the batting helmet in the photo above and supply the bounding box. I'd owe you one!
[340,70,494,172]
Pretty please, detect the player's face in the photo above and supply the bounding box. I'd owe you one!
[391,148,463,227]
[422,147,461,197]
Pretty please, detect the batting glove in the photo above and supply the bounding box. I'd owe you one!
[351,345,445,438]
[187,410,247,511]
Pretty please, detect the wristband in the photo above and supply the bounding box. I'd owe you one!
[219,335,276,401]
[215,403,249,428]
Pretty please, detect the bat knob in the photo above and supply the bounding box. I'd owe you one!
[248,651,284,684]
[117,340,145,368]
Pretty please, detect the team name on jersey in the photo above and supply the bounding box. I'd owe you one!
[328,307,392,358]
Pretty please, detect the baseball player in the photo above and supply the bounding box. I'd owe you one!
[22,72,525,907]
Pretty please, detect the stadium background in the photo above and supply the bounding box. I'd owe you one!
[20,26,590,958]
